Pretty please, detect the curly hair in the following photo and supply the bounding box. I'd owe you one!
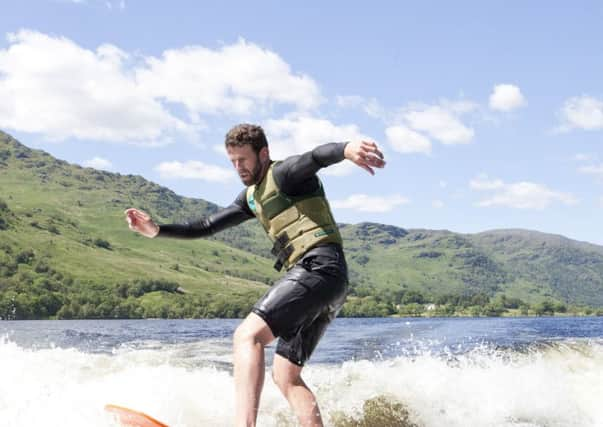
[224,123,268,154]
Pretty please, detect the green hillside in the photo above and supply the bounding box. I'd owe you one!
[0,130,277,319]
[339,224,603,314]
[1,130,602,319]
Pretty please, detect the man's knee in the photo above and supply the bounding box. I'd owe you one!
[271,369,290,394]
[233,313,275,350]
[272,365,303,395]
[233,324,256,349]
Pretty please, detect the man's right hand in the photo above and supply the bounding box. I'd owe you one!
[124,208,160,238]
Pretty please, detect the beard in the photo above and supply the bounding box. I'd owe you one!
[239,156,265,186]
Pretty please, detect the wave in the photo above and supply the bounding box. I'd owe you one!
[1,336,602,427]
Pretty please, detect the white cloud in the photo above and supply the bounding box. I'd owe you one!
[212,144,227,155]
[574,153,594,162]
[265,115,374,176]
[363,98,386,118]
[432,200,445,209]
[101,1,126,10]
[558,96,603,131]
[137,38,321,117]
[469,175,505,190]
[0,30,192,145]
[83,156,113,170]
[402,105,474,144]
[489,84,526,112]
[336,96,476,147]
[335,94,385,119]
[336,95,364,108]
[439,180,448,188]
[440,99,479,115]
[385,125,431,154]
[578,163,603,177]
[470,175,577,210]
[0,30,322,145]
[331,194,410,213]
[155,160,236,183]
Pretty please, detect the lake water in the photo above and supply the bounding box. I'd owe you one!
[1,317,602,427]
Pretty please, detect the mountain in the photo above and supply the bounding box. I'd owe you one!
[339,224,603,308]
[1,130,603,319]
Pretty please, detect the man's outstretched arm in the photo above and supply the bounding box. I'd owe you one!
[125,189,254,239]
[275,141,386,195]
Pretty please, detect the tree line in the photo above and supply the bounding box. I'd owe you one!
[340,284,603,317]
[1,245,602,320]
[0,247,257,320]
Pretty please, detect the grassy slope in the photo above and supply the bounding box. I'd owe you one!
[0,131,277,303]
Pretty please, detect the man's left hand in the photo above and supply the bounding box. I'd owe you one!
[344,140,386,175]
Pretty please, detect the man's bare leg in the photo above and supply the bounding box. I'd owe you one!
[272,354,324,427]
[233,312,275,427]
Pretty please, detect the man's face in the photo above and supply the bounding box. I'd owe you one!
[227,144,267,186]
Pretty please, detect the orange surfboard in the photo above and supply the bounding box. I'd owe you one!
[105,404,169,427]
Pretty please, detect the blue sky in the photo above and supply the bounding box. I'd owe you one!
[2,1,603,244]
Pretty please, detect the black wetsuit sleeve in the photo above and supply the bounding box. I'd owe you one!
[273,142,348,196]
[157,189,254,238]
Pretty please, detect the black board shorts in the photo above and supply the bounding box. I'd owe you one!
[252,243,348,366]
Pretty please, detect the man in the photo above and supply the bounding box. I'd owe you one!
[125,124,385,427]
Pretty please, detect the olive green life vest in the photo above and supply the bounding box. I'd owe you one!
[247,162,342,271]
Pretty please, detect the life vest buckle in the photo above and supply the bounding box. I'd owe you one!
[272,232,293,271]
